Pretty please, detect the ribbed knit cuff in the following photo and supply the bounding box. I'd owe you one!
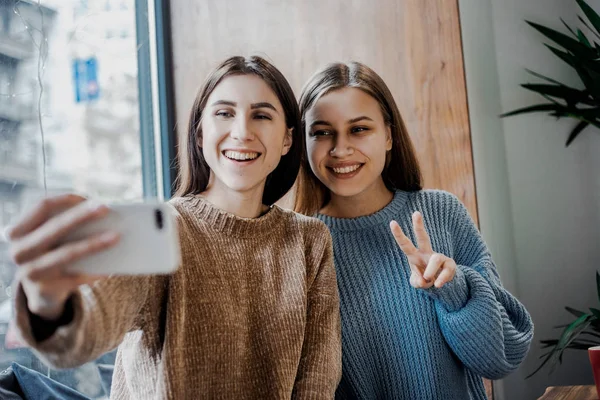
[28,295,76,343]
[423,265,469,312]
[14,280,86,359]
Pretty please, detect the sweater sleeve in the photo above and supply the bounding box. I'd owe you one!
[13,273,169,369]
[292,220,342,399]
[422,194,534,380]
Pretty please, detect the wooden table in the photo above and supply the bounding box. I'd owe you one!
[538,386,598,399]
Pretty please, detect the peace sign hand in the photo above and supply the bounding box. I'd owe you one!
[389,211,456,289]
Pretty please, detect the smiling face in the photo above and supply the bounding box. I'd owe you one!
[304,87,392,200]
[200,74,292,198]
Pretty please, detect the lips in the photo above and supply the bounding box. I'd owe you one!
[327,162,364,178]
[222,150,261,161]
[332,164,361,174]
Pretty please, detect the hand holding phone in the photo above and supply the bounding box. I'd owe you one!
[61,202,181,276]
[6,194,180,320]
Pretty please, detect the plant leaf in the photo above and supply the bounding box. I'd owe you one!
[565,342,597,349]
[588,315,600,330]
[525,69,565,85]
[560,18,578,38]
[500,104,561,118]
[544,108,599,124]
[521,84,593,106]
[530,272,600,378]
[581,331,600,341]
[591,307,600,321]
[528,21,593,56]
[528,314,593,378]
[579,15,600,41]
[541,94,563,107]
[578,29,593,48]
[578,63,600,91]
[527,352,555,378]
[559,314,592,345]
[552,107,600,123]
[577,0,600,38]
[565,306,588,318]
[540,339,597,349]
[590,307,600,337]
[557,316,592,366]
[581,330,600,339]
[545,45,578,69]
[566,120,590,146]
[540,339,559,347]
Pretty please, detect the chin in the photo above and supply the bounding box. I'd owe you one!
[325,181,370,199]
[223,181,259,194]
[219,177,263,194]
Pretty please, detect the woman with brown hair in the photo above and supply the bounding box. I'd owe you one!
[296,61,533,399]
[7,56,341,399]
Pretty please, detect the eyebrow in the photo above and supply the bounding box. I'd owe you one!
[251,102,278,113]
[309,120,332,128]
[348,116,374,124]
[309,115,374,128]
[210,100,279,113]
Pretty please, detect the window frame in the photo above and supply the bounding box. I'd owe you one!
[0,0,178,395]
[135,0,177,200]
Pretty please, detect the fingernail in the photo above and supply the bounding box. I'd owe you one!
[86,200,106,212]
[100,232,119,243]
[94,204,110,214]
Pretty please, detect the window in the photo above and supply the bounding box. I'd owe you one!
[0,2,9,34]
[0,0,171,397]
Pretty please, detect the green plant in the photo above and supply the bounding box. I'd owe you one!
[528,272,600,377]
[501,0,600,146]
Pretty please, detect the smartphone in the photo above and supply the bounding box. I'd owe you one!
[62,203,181,276]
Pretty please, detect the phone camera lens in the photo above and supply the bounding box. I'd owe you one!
[155,209,164,230]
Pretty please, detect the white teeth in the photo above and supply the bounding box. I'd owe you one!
[332,165,361,174]
[224,151,259,161]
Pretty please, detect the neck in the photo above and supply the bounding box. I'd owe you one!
[202,180,267,219]
[321,177,394,218]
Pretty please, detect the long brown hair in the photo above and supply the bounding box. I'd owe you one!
[295,62,423,215]
[174,56,302,205]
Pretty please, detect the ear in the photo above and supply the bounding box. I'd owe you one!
[195,117,204,148]
[385,125,393,151]
[281,128,293,156]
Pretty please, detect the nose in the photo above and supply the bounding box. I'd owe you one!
[329,135,354,158]
[230,116,255,141]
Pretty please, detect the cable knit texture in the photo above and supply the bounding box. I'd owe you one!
[14,195,342,399]
[317,190,533,400]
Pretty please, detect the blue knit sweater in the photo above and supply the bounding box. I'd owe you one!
[316,190,533,400]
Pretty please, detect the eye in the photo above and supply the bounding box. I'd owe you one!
[310,130,333,137]
[253,113,272,120]
[351,126,369,134]
[215,110,234,118]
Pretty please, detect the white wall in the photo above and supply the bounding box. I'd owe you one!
[459,0,600,399]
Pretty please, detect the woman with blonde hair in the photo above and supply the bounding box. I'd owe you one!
[296,61,533,399]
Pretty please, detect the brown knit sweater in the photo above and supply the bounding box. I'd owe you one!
[14,195,342,399]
